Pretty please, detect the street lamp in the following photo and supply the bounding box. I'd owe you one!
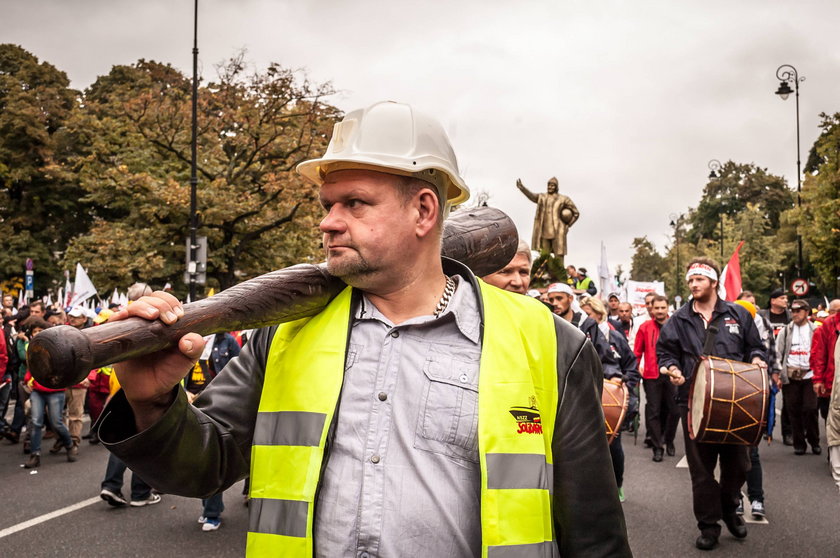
[669,213,683,301]
[774,63,805,278]
[188,0,200,300]
[708,159,724,261]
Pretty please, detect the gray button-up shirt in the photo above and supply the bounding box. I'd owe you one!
[314,276,483,557]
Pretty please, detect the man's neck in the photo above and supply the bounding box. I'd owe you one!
[364,259,447,325]
[559,308,574,323]
[693,294,718,317]
[771,307,787,315]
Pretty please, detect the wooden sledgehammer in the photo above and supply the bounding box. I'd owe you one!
[28,206,518,389]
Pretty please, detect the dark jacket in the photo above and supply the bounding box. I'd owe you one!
[657,297,766,404]
[209,332,241,375]
[608,328,641,389]
[571,312,622,378]
[97,259,632,557]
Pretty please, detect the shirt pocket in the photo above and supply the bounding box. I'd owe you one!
[345,343,360,371]
[414,351,480,463]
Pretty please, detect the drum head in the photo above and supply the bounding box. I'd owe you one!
[689,364,708,438]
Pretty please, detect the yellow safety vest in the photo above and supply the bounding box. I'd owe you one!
[248,281,559,557]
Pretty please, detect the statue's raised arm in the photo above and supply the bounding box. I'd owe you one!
[516,178,539,203]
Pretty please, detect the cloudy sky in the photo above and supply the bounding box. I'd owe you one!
[3,0,838,277]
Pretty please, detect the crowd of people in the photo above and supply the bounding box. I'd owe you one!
[0,284,247,531]
[3,101,838,555]
[483,247,840,551]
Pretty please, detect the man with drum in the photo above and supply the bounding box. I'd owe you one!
[657,257,766,551]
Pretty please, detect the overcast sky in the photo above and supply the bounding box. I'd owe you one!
[3,0,838,277]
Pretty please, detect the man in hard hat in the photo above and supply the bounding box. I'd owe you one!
[97,101,630,557]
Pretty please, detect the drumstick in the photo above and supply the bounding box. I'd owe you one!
[660,366,683,380]
[28,206,518,390]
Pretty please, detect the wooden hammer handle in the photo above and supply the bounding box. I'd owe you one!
[28,206,518,389]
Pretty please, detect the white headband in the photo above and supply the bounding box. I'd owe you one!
[685,263,718,282]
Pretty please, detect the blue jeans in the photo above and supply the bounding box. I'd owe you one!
[102,452,153,501]
[29,390,72,455]
[202,492,225,519]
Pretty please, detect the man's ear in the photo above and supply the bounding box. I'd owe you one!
[414,189,440,238]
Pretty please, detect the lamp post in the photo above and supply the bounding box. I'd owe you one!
[188,0,200,301]
[669,213,683,301]
[707,159,724,261]
[774,64,805,278]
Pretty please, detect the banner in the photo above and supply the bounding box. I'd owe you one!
[623,279,666,315]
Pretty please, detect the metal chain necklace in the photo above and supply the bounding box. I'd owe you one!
[433,276,456,318]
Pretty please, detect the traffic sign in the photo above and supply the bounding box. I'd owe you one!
[790,278,809,297]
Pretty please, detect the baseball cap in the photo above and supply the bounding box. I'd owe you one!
[547,283,574,296]
[67,307,85,318]
[790,300,810,312]
[608,292,620,301]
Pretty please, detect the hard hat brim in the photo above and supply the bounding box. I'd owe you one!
[297,156,470,207]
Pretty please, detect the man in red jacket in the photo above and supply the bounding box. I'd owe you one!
[811,309,839,422]
[634,294,677,462]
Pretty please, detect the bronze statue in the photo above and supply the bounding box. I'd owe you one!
[516,176,579,256]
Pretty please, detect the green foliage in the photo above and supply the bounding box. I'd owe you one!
[630,236,668,282]
[799,113,840,292]
[61,53,340,295]
[685,161,793,245]
[0,44,91,291]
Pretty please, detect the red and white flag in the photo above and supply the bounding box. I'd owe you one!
[720,241,745,301]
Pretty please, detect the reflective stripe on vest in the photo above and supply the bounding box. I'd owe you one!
[247,281,558,557]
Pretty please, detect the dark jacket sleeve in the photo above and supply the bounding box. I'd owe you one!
[96,325,276,498]
[551,316,632,557]
[613,332,640,389]
[656,319,683,373]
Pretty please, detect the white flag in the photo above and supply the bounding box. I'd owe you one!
[64,274,73,308]
[598,241,615,299]
[67,263,97,309]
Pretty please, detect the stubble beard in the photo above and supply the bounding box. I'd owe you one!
[325,249,376,284]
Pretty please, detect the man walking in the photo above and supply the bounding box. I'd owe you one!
[759,288,793,444]
[634,294,677,462]
[776,299,820,455]
[812,302,839,425]
[657,258,766,551]
[98,102,630,557]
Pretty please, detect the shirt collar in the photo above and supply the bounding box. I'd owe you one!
[352,276,481,345]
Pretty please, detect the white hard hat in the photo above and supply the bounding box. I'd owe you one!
[297,101,470,206]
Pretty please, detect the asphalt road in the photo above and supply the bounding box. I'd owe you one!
[0,397,837,557]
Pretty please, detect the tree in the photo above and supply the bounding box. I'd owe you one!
[0,44,90,293]
[629,236,667,282]
[64,54,341,294]
[685,161,793,246]
[799,112,840,293]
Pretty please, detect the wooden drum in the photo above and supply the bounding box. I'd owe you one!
[688,356,768,445]
[602,379,628,444]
